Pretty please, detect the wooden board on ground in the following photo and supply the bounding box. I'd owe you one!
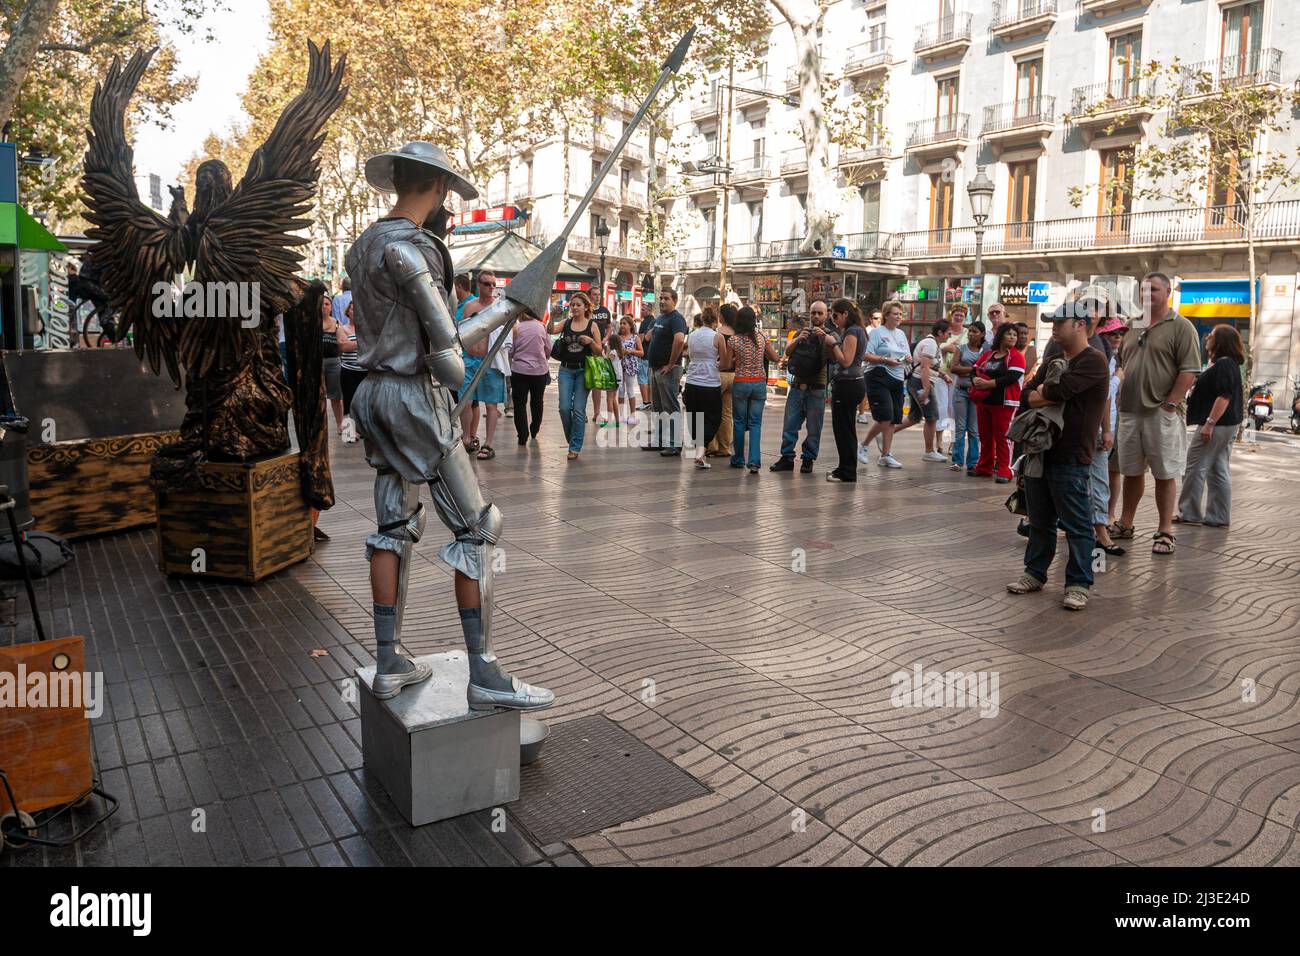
[27,431,178,539]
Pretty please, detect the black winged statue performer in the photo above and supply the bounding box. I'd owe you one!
[81,41,347,508]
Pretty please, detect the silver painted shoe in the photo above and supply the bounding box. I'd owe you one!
[371,659,434,700]
[467,677,555,711]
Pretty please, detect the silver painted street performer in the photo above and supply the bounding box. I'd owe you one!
[347,30,694,706]
[346,142,554,707]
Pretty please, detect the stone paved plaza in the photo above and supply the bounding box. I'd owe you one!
[5,389,1300,866]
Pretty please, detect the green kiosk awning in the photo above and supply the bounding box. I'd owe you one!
[0,201,67,251]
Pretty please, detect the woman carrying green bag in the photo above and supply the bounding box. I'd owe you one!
[547,292,604,461]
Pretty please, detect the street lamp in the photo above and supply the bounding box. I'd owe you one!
[966,165,995,315]
[595,217,610,308]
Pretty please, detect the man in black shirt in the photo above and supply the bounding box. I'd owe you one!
[1006,304,1110,611]
[636,305,657,411]
[644,288,688,453]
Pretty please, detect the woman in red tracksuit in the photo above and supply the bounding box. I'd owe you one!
[970,323,1025,482]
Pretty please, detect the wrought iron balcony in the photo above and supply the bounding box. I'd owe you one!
[1080,0,1150,16]
[838,142,891,166]
[888,200,1300,260]
[1070,76,1157,118]
[621,188,647,211]
[691,89,723,121]
[1179,49,1283,97]
[736,70,773,107]
[732,155,771,182]
[906,113,971,149]
[914,13,973,58]
[844,37,892,76]
[838,231,894,260]
[677,246,719,270]
[780,147,808,175]
[592,183,620,205]
[990,1,1057,40]
[981,95,1056,136]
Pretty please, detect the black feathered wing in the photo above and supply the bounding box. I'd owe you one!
[82,47,187,384]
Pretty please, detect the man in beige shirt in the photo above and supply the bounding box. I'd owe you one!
[1113,272,1203,555]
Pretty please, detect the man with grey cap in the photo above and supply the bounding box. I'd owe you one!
[345,141,553,709]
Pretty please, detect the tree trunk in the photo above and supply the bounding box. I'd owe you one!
[773,0,835,257]
[0,0,63,131]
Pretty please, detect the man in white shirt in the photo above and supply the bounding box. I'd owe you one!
[894,319,951,461]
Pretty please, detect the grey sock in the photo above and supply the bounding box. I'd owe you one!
[374,604,412,675]
[460,607,512,691]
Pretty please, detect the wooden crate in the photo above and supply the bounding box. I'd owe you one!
[26,431,179,539]
[155,451,313,583]
[0,636,94,816]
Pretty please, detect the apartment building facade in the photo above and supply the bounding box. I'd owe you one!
[667,0,1300,399]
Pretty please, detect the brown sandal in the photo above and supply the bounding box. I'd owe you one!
[476,445,495,460]
[1152,531,1176,555]
[1107,521,1135,540]
[464,436,480,453]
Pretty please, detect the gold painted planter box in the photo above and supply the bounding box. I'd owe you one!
[155,451,313,583]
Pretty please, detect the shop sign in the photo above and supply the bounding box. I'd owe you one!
[999,281,1049,306]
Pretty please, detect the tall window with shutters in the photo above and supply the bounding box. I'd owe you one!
[929,173,954,248]
[1006,161,1037,245]
[1108,31,1142,99]
[1098,147,1134,240]
[1221,1,1264,78]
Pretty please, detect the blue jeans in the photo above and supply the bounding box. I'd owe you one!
[731,380,767,467]
[951,387,980,468]
[557,366,589,452]
[779,386,825,461]
[1024,461,1096,588]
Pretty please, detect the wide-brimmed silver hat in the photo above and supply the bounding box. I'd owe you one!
[364,141,478,199]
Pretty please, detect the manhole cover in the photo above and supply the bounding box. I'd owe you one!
[512,715,710,845]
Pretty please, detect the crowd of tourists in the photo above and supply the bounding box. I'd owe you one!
[319,268,1242,613]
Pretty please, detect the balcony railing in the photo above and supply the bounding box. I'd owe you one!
[621,188,647,210]
[781,147,808,174]
[1070,76,1157,116]
[728,242,765,263]
[1179,49,1283,96]
[592,183,620,205]
[982,95,1056,135]
[839,231,894,260]
[845,37,891,74]
[692,90,722,120]
[733,155,770,181]
[678,246,719,270]
[888,200,1300,259]
[991,0,1057,30]
[907,113,970,148]
[736,71,773,106]
[839,142,890,165]
[915,13,973,54]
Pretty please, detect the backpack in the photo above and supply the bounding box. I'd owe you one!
[786,331,824,384]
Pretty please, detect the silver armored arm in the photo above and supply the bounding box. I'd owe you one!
[457,296,524,352]
[383,241,466,388]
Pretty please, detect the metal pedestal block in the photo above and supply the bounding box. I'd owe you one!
[356,651,520,826]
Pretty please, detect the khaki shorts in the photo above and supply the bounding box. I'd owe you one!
[1117,408,1188,480]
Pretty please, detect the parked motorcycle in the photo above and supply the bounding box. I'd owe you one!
[1290,377,1300,435]
[1248,380,1275,432]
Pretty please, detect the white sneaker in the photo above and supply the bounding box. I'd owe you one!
[856,444,871,465]
[340,417,357,443]
[878,454,902,469]
[636,402,651,410]
[856,413,870,424]
[922,451,947,462]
